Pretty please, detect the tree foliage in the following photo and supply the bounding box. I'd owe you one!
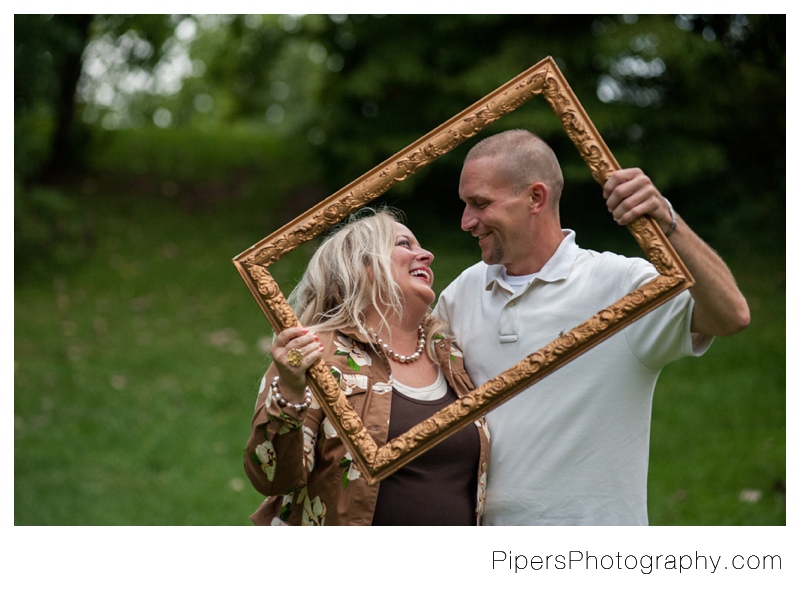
[14,14,785,259]
[293,15,784,248]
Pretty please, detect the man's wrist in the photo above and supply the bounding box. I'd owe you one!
[663,197,677,237]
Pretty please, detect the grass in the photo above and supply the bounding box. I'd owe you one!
[14,190,299,524]
[14,187,785,525]
[646,255,786,525]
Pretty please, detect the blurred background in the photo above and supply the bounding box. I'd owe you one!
[14,14,785,525]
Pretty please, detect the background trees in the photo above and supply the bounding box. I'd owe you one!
[15,14,785,256]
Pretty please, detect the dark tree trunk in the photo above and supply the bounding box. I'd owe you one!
[41,14,94,182]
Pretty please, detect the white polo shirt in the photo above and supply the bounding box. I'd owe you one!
[434,230,711,525]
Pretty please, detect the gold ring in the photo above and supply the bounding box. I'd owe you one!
[286,348,304,367]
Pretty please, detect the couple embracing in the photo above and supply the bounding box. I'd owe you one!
[244,130,749,526]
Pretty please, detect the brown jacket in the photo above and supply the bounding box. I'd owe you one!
[243,324,490,525]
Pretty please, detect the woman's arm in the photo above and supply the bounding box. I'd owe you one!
[243,327,325,496]
[243,366,323,495]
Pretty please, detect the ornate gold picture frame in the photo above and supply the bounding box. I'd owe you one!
[233,56,694,484]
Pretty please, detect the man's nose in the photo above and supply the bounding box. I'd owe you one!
[461,207,476,232]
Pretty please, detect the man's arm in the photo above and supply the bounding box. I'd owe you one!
[603,168,750,337]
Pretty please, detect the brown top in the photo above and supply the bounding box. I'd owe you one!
[371,386,481,525]
[243,322,490,525]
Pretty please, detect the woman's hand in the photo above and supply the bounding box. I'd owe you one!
[270,326,324,401]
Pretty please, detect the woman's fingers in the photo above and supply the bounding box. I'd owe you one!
[272,327,317,356]
[273,326,310,348]
[270,326,324,395]
[286,340,323,367]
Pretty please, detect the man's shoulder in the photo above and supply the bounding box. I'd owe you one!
[442,260,490,291]
[434,261,489,318]
[577,247,654,279]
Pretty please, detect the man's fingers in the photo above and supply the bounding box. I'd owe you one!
[603,167,642,199]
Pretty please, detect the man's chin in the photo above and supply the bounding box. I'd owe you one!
[481,249,502,266]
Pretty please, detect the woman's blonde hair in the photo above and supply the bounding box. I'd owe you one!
[288,207,448,361]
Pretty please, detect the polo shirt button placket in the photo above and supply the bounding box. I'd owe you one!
[499,297,519,344]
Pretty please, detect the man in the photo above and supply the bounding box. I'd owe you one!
[434,129,749,525]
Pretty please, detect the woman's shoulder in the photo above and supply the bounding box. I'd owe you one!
[429,332,467,367]
[316,329,380,375]
[434,336,474,394]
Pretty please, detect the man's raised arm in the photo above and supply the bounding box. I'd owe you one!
[603,168,750,337]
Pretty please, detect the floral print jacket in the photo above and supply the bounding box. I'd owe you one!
[243,323,490,525]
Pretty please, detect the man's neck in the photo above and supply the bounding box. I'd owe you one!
[504,226,564,276]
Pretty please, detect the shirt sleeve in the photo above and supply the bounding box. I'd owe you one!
[621,259,713,372]
[243,365,323,496]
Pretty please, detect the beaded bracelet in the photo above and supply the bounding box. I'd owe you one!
[271,376,312,412]
[663,197,678,238]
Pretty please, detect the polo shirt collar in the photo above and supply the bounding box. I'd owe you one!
[484,229,579,291]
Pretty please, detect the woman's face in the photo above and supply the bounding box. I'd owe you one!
[390,222,435,308]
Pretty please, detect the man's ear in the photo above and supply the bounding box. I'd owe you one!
[529,182,549,215]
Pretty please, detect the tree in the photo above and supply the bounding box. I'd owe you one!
[15,14,783,252]
[14,14,179,181]
[293,14,784,249]
[15,14,90,179]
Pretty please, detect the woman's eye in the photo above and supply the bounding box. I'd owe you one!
[397,239,411,247]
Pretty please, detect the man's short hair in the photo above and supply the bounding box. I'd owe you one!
[465,129,564,205]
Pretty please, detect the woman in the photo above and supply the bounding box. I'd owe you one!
[243,209,489,525]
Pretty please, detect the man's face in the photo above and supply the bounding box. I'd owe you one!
[459,156,534,272]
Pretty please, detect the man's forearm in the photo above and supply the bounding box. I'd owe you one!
[667,213,750,336]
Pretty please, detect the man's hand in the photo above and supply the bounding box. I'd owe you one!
[603,168,674,235]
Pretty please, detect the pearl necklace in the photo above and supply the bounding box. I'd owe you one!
[373,324,426,364]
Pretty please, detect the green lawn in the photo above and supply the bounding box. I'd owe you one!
[14,190,785,525]
[647,256,786,525]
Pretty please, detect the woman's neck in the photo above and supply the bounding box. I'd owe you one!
[366,309,427,354]
[372,323,423,355]
[366,308,423,336]
[365,308,438,387]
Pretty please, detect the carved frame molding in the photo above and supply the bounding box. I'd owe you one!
[232,56,695,484]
